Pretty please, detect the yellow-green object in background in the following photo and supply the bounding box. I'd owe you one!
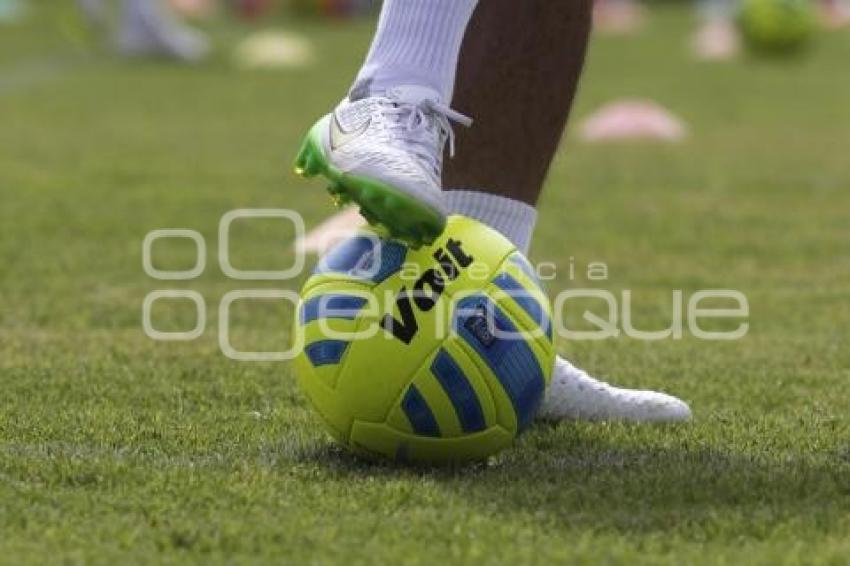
[738,0,817,54]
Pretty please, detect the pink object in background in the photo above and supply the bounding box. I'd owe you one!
[579,99,688,143]
[693,19,741,61]
[821,0,850,28]
[236,0,274,20]
[593,0,646,35]
[295,207,367,255]
[169,0,215,18]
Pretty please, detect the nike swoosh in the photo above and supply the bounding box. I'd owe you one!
[329,113,370,150]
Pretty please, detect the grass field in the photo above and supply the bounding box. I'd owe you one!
[1,4,849,564]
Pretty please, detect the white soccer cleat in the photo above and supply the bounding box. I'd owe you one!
[116,0,210,62]
[293,84,472,247]
[537,356,692,423]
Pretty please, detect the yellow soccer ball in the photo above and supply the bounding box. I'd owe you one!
[295,216,554,464]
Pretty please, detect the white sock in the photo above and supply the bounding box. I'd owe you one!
[445,190,538,255]
[446,191,692,423]
[354,0,478,102]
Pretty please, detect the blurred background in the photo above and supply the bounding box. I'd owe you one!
[1,1,849,561]
[1,0,847,337]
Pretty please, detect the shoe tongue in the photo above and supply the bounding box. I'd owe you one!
[348,80,443,105]
[385,85,443,105]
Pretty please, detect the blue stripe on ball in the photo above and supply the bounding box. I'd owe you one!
[402,385,441,437]
[304,339,349,367]
[508,253,544,291]
[492,272,552,341]
[300,294,368,325]
[314,236,407,284]
[430,349,486,433]
[454,296,546,432]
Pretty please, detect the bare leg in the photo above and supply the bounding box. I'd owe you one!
[443,3,692,422]
[444,0,593,206]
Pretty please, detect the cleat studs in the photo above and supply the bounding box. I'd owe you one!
[326,184,351,208]
[293,138,324,178]
[359,206,377,225]
[293,151,310,177]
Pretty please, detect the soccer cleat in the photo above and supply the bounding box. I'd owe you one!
[537,357,692,423]
[293,85,472,247]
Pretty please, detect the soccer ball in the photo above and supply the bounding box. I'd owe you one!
[738,0,817,55]
[295,216,555,464]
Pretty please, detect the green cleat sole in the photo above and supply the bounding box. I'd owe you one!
[293,120,445,248]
